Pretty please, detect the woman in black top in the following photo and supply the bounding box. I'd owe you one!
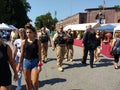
[17,23,42,90]
[94,30,102,62]
[0,35,18,90]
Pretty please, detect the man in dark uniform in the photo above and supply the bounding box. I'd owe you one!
[82,25,96,68]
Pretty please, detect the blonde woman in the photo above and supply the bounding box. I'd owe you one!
[111,32,120,69]
[13,28,26,90]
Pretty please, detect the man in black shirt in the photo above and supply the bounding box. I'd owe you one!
[82,25,96,68]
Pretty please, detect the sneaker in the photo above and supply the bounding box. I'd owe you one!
[70,59,73,62]
[65,59,68,62]
[58,67,63,72]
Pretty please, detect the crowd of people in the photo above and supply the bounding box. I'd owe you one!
[0,23,120,90]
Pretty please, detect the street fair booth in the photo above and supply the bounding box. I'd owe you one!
[95,24,116,32]
[0,23,12,30]
[64,22,100,39]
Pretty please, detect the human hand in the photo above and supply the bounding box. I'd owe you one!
[38,66,42,73]
[52,47,55,51]
[16,63,21,72]
[13,72,18,82]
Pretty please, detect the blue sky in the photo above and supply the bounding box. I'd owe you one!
[27,0,120,25]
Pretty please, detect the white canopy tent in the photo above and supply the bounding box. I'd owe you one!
[0,23,12,30]
[9,25,18,30]
[114,25,120,32]
[63,23,100,31]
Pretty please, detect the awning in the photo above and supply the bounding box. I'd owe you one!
[95,23,120,32]
[95,24,116,32]
[9,25,18,30]
[63,23,100,31]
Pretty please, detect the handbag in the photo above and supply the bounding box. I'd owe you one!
[110,39,118,55]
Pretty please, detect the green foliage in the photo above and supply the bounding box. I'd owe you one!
[98,5,103,10]
[35,12,58,31]
[0,0,31,28]
[114,5,120,12]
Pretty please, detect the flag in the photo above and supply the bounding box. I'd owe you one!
[103,0,106,10]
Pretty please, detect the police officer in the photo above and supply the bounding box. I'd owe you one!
[38,27,50,63]
[52,25,67,72]
[65,29,74,62]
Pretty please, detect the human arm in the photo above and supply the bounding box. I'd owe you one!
[51,33,58,51]
[37,40,42,72]
[7,45,18,81]
[13,44,17,60]
[16,40,25,71]
[110,38,116,51]
[82,32,88,47]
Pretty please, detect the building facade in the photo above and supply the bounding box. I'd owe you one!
[56,7,120,29]
[85,7,120,24]
[56,13,87,29]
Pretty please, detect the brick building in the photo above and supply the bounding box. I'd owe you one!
[56,7,120,29]
[56,13,87,30]
[85,7,120,24]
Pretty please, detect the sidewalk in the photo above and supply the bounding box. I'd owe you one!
[9,42,120,90]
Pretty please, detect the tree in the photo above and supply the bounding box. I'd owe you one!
[35,12,58,31]
[114,5,120,12]
[0,0,31,28]
[98,5,104,10]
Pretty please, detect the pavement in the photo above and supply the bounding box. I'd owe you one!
[6,41,120,90]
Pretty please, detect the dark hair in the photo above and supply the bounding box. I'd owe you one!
[25,23,37,38]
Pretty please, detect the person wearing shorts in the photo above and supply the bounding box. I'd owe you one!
[17,23,42,90]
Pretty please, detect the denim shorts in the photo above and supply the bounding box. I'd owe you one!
[23,58,39,70]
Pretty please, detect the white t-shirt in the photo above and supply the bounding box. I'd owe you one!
[14,39,22,57]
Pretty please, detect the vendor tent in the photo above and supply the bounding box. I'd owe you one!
[9,25,18,30]
[95,24,116,32]
[114,25,120,32]
[63,23,100,31]
[0,23,12,30]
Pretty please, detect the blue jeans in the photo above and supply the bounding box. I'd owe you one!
[23,58,39,70]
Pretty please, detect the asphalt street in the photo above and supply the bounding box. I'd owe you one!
[6,41,120,90]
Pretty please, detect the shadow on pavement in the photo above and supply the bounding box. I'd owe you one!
[12,85,26,90]
[95,58,113,67]
[63,59,89,70]
[39,78,66,87]
[45,58,57,63]
[63,58,114,69]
